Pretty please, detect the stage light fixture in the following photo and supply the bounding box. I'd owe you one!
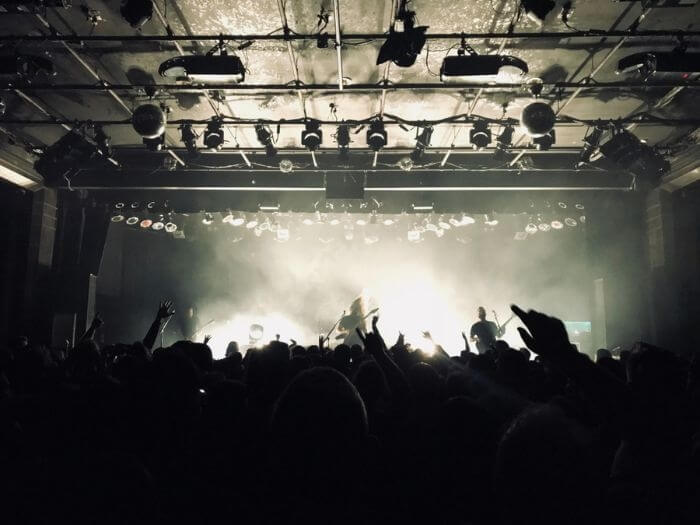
[440,42,528,84]
[120,0,153,28]
[364,235,379,245]
[496,124,515,155]
[246,217,259,229]
[470,121,492,150]
[164,222,178,233]
[521,101,555,137]
[231,213,245,226]
[302,217,315,226]
[180,123,199,157]
[565,217,578,227]
[438,217,451,230]
[538,222,551,232]
[111,213,125,223]
[146,201,156,211]
[579,215,586,224]
[202,213,214,225]
[0,54,55,79]
[336,123,351,159]
[301,120,323,151]
[532,130,556,151]
[279,159,294,173]
[139,219,152,228]
[133,103,166,139]
[376,1,428,68]
[159,50,245,84]
[356,217,368,226]
[577,125,605,166]
[525,223,538,234]
[255,124,276,158]
[130,202,141,210]
[484,214,499,226]
[598,129,669,183]
[551,220,564,230]
[366,120,388,151]
[143,134,165,152]
[126,216,139,225]
[410,126,433,162]
[151,218,165,230]
[276,227,290,242]
[617,50,700,80]
[329,218,341,226]
[521,0,556,26]
[93,125,112,158]
[575,203,585,210]
[203,119,225,151]
[33,131,100,186]
[222,212,234,224]
[383,218,395,226]
[407,229,421,242]
[398,157,414,171]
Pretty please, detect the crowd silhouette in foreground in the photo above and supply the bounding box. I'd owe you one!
[2,301,700,525]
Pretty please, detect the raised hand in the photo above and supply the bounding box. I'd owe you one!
[91,313,104,329]
[203,334,212,345]
[511,304,572,358]
[395,331,405,347]
[422,331,432,341]
[157,300,175,321]
[356,328,383,356]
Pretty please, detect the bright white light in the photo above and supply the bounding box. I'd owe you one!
[407,230,421,242]
[551,220,564,230]
[231,216,245,226]
[564,217,578,227]
[276,228,290,241]
[538,223,551,232]
[398,157,414,171]
[246,219,259,229]
[164,222,177,232]
[279,159,294,173]
[356,218,367,226]
[525,223,538,234]
[329,218,341,226]
[302,218,315,226]
[383,218,395,226]
[222,213,234,224]
[364,235,379,245]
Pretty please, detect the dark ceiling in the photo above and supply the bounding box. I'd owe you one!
[0,0,699,198]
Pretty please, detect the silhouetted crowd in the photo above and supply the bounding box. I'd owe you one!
[1,303,699,525]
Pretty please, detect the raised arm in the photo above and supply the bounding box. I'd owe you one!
[143,300,175,350]
[357,317,410,401]
[78,313,103,343]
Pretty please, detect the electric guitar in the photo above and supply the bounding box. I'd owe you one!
[493,310,515,337]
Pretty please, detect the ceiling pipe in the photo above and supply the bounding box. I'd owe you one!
[4,81,694,91]
[332,0,344,91]
[3,30,698,42]
[378,0,398,118]
[152,0,251,167]
[276,0,308,118]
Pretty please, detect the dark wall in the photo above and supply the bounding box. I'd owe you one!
[0,181,32,342]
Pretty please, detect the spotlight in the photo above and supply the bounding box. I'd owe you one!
[133,103,166,139]
[336,123,351,159]
[376,1,428,68]
[578,125,605,166]
[470,121,492,150]
[520,101,555,137]
[120,0,153,28]
[302,217,315,226]
[301,120,323,151]
[521,0,556,26]
[202,213,214,225]
[441,42,528,84]
[203,119,225,151]
[551,220,564,230]
[344,230,354,241]
[0,97,5,117]
[159,48,245,83]
[126,216,139,225]
[565,217,578,227]
[532,130,556,151]
[329,218,341,226]
[222,212,234,224]
[598,129,669,183]
[495,124,515,158]
[180,123,199,157]
[366,120,388,151]
[525,223,538,234]
[164,222,178,233]
[110,213,125,223]
[410,126,433,162]
[538,222,551,232]
[151,217,165,230]
[139,220,151,230]
[0,54,54,79]
[558,202,567,209]
[356,217,368,226]
[382,218,395,226]
[484,214,499,226]
[231,213,245,226]
[255,124,276,158]
[93,125,112,158]
[279,159,294,173]
[579,215,586,224]
[143,134,165,152]
[438,216,451,230]
[398,157,414,171]
[246,217,259,229]
[364,235,379,245]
